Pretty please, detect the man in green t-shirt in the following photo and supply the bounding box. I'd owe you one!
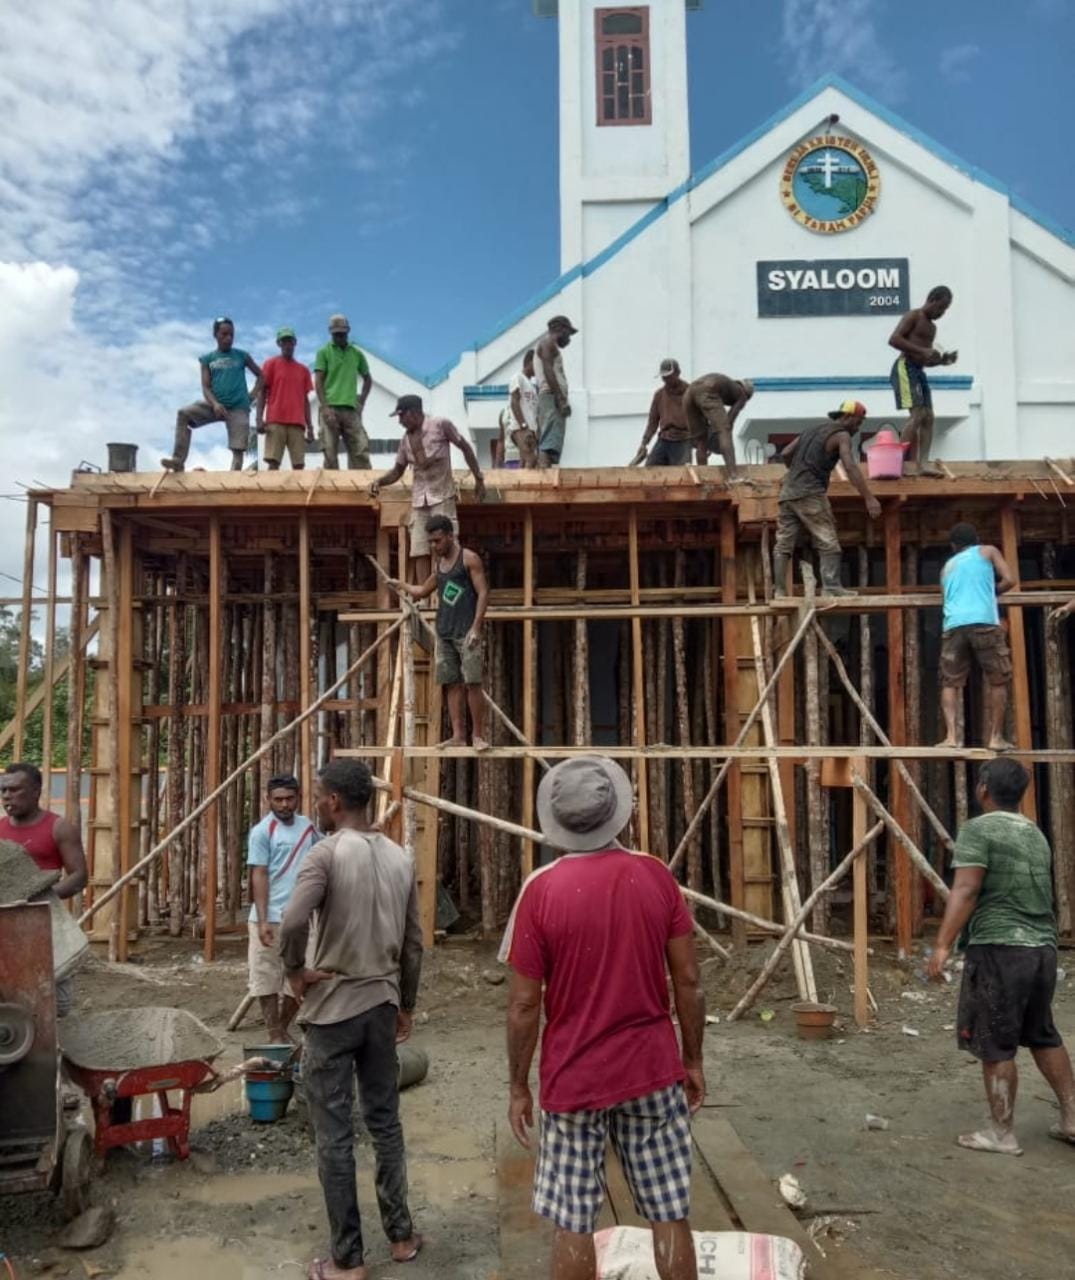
[929,758,1075,1155]
[313,314,373,470]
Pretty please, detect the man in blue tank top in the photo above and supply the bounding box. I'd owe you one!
[938,523,1016,751]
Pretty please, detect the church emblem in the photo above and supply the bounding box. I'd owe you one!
[780,136,880,234]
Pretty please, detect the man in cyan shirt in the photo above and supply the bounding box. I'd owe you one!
[314,314,373,470]
[929,758,1075,1155]
[501,756,705,1280]
[370,394,486,583]
[938,522,1016,750]
[247,774,318,1043]
[281,759,423,1280]
[163,317,262,473]
[257,328,314,471]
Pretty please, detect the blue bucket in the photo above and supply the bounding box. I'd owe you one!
[245,1071,294,1123]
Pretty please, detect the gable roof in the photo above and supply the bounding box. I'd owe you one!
[399,74,1075,390]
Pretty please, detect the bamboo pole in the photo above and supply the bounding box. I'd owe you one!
[851,772,950,902]
[204,517,223,961]
[79,616,405,927]
[64,543,88,831]
[728,819,883,1022]
[667,606,817,876]
[678,887,859,955]
[853,775,870,1028]
[101,515,121,961]
[299,514,314,803]
[693,919,731,962]
[259,552,277,800]
[857,546,877,901]
[812,622,955,852]
[40,519,58,801]
[14,497,37,758]
[802,566,827,933]
[572,550,590,746]
[673,549,700,889]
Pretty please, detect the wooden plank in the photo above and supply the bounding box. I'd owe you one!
[1000,504,1037,818]
[298,512,313,804]
[628,507,649,850]
[204,515,222,962]
[40,519,58,803]
[884,502,913,956]
[336,743,1075,762]
[64,546,89,831]
[521,510,536,876]
[116,521,138,961]
[852,756,870,1029]
[14,496,37,758]
[720,511,745,947]
[101,514,121,958]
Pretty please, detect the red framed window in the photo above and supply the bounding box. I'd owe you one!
[595,7,651,127]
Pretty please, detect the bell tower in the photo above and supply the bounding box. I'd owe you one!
[537,1,696,270]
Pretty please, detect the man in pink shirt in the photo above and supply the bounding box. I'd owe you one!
[370,395,486,581]
[501,756,705,1280]
[256,328,314,470]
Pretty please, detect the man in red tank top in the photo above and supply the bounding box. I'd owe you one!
[0,762,87,900]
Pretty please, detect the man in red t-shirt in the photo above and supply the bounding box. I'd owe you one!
[256,328,314,471]
[501,756,705,1280]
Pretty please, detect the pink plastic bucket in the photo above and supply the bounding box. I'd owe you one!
[866,429,909,480]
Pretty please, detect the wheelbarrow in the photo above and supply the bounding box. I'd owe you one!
[60,1007,223,1162]
[0,901,93,1220]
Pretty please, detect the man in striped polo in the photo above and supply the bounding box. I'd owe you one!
[247,774,319,1042]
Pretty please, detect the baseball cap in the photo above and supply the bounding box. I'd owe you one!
[828,399,867,420]
[658,358,679,376]
[548,314,578,334]
[391,394,424,418]
[328,314,350,333]
[276,327,296,340]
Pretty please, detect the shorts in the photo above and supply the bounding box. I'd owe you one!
[263,422,306,467]
[248,921,315,998]
[645,437,692,467]
[773,493,841,556]
[891,356,932,411]
[683,383,731,452]
[408,498,458,557]
[537,390,566,462]
[178,401,251,452]
[533,1084,692,1234]
[940,624,1011,688]
[957,944,1063,1062]
[435,634,483,686]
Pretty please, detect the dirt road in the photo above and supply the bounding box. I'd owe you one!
[1,935,1072,1279]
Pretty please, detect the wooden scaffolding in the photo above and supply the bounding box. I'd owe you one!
[9,460,1074,978]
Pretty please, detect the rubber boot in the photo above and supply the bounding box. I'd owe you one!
[773,552,792,597]
[819,552,853,597]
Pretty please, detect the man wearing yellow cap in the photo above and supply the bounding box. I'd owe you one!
[773,400,881,598]
[314,314,373,469]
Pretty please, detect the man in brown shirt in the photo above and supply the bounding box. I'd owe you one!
[630,359,692,467]
[280,759,423,1280]
[683,372,754,477]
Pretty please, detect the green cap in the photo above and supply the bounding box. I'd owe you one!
[276,327,296,340]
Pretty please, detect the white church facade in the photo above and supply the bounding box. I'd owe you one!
[362,0,1075,468]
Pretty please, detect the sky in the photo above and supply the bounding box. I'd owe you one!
[0,0,1072,603]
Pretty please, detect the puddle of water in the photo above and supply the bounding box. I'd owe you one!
[116,1236,305,1280]
[190,1074,247,1126]
[180,1171,317,1204]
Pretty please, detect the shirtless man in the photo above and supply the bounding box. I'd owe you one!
[683,374,754,478]
[889,286,957,478]
[534,316,577,468]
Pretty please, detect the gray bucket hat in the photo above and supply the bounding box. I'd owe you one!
[536,755,634,852]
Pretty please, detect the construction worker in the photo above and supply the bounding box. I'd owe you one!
[772,400,881,598]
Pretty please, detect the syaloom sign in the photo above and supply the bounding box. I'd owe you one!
[756,258,909,317]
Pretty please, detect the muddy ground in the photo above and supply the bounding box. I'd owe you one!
[2,931,1073,1279]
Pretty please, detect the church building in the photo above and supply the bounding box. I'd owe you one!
[364,0,1075,468]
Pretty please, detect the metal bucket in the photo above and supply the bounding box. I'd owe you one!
[396,1046,429,1091]
[106,443,138,473]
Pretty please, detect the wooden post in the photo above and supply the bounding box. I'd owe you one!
[115,522,138,961]
[41,518,58,805]
[572,550,590,746]
[999,504,1036,818]
[628,508,649,850]
[298,513,313,804]
[884,501,913,956]
[101,515,121,960]
[903,544,924,930]
[803,582,826,933]
[259,553,277,801]
[857,547,877,900]
[521,511,536,875]
[1044,550,1074,934]
[204,516,222,961]
[852,756,870,1029]
[14,497,37,758]
[719,510,744,945]
[64,542,88,837]
[673,549,700,889]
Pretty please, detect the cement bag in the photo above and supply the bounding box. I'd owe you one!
[594,1227,806,1280]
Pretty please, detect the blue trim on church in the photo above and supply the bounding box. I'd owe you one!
[406,75,1073,388]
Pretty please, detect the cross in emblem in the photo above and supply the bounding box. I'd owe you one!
[817,151,840,188]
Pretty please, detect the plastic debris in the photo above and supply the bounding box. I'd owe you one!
[759,1009,776,1023]
[864,1114,890,1131]
[900,991,926,1003]
[778,1173,807,1209]
[901,1026,920,1038]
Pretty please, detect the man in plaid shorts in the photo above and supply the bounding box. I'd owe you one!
[500,756,706,1280]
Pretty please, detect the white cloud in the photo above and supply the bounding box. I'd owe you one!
[780,0,907,102]
[939,43,982,83]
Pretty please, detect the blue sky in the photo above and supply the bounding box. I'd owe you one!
[0,0,1070,567]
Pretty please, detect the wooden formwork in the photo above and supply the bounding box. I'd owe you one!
[7,459,1072,961]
